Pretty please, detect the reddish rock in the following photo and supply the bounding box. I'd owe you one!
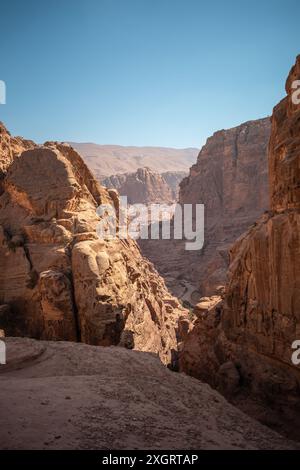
[180,57,300,437]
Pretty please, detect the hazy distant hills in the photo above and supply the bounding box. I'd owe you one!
[69,142,198,178]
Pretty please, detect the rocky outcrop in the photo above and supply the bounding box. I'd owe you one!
[101,167,177,204]
[0,337,297,450]
[180,56,300,437]
[0,127,187,364]
[178,117,270,295]
[139,117,271,304]
[0,122,35,177]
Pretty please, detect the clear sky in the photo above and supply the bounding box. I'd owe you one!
[0,0,299,148]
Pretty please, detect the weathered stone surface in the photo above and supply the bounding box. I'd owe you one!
[0,337,297,450]
[101,167,179,204]
[70,142,197,178]
[180,56,300,438]
[0,128,188,364]
[161,171,187,200]
[179,295,222,384]
[140,117,271,303]
[220,57,300,393]
[0,122,35,177]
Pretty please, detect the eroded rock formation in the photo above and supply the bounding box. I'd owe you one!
[140,117,271,303]
[0,122,35,177]
[70,142,197,179]
[0,126,187,364]
[101,167,180,204]
[180,56,300,437]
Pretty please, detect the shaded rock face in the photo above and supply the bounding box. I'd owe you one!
[161,171,187,200]
[180,57,300,436]
[139,118,271,304]
[101,167,177,204]
[0,127,187,364]
[179,117,271,294]
[0,337,297,450]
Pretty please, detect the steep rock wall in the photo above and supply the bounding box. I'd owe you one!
[180,57,300,425]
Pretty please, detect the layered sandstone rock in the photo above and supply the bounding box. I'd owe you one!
[0,128,187,364]
[140,117,271,303]
[101,167,175,204]
[180,56,300,436]
[0,122,35,177]
[179,117,270,294]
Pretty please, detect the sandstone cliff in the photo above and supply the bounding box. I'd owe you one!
[101,167,178,204]
[0,127,187,364]
[139,117,271,304]
[180,56,300,437]
[0,122,35,177]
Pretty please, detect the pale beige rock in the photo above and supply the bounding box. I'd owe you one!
[0,337,297,450]
[102,167,187,204]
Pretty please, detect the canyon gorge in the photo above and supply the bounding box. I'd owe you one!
[0,55,299,449]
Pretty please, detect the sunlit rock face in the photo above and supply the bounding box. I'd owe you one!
[0,127,188,365]
[180,57,300,432]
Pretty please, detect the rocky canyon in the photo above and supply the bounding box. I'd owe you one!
[140,117,271,306]
[179,56,300,439]
[0,55,299,450]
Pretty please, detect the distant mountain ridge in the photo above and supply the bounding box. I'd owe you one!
[68,142,198,178]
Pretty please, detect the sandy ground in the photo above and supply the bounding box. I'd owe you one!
[0,337,298,450]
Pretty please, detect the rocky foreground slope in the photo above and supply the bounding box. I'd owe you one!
[101,167,183,204]
[0,124,187,364]
[180,56,300,437]
[0,337,297,450]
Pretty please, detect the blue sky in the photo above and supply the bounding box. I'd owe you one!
[0,0,299,148]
